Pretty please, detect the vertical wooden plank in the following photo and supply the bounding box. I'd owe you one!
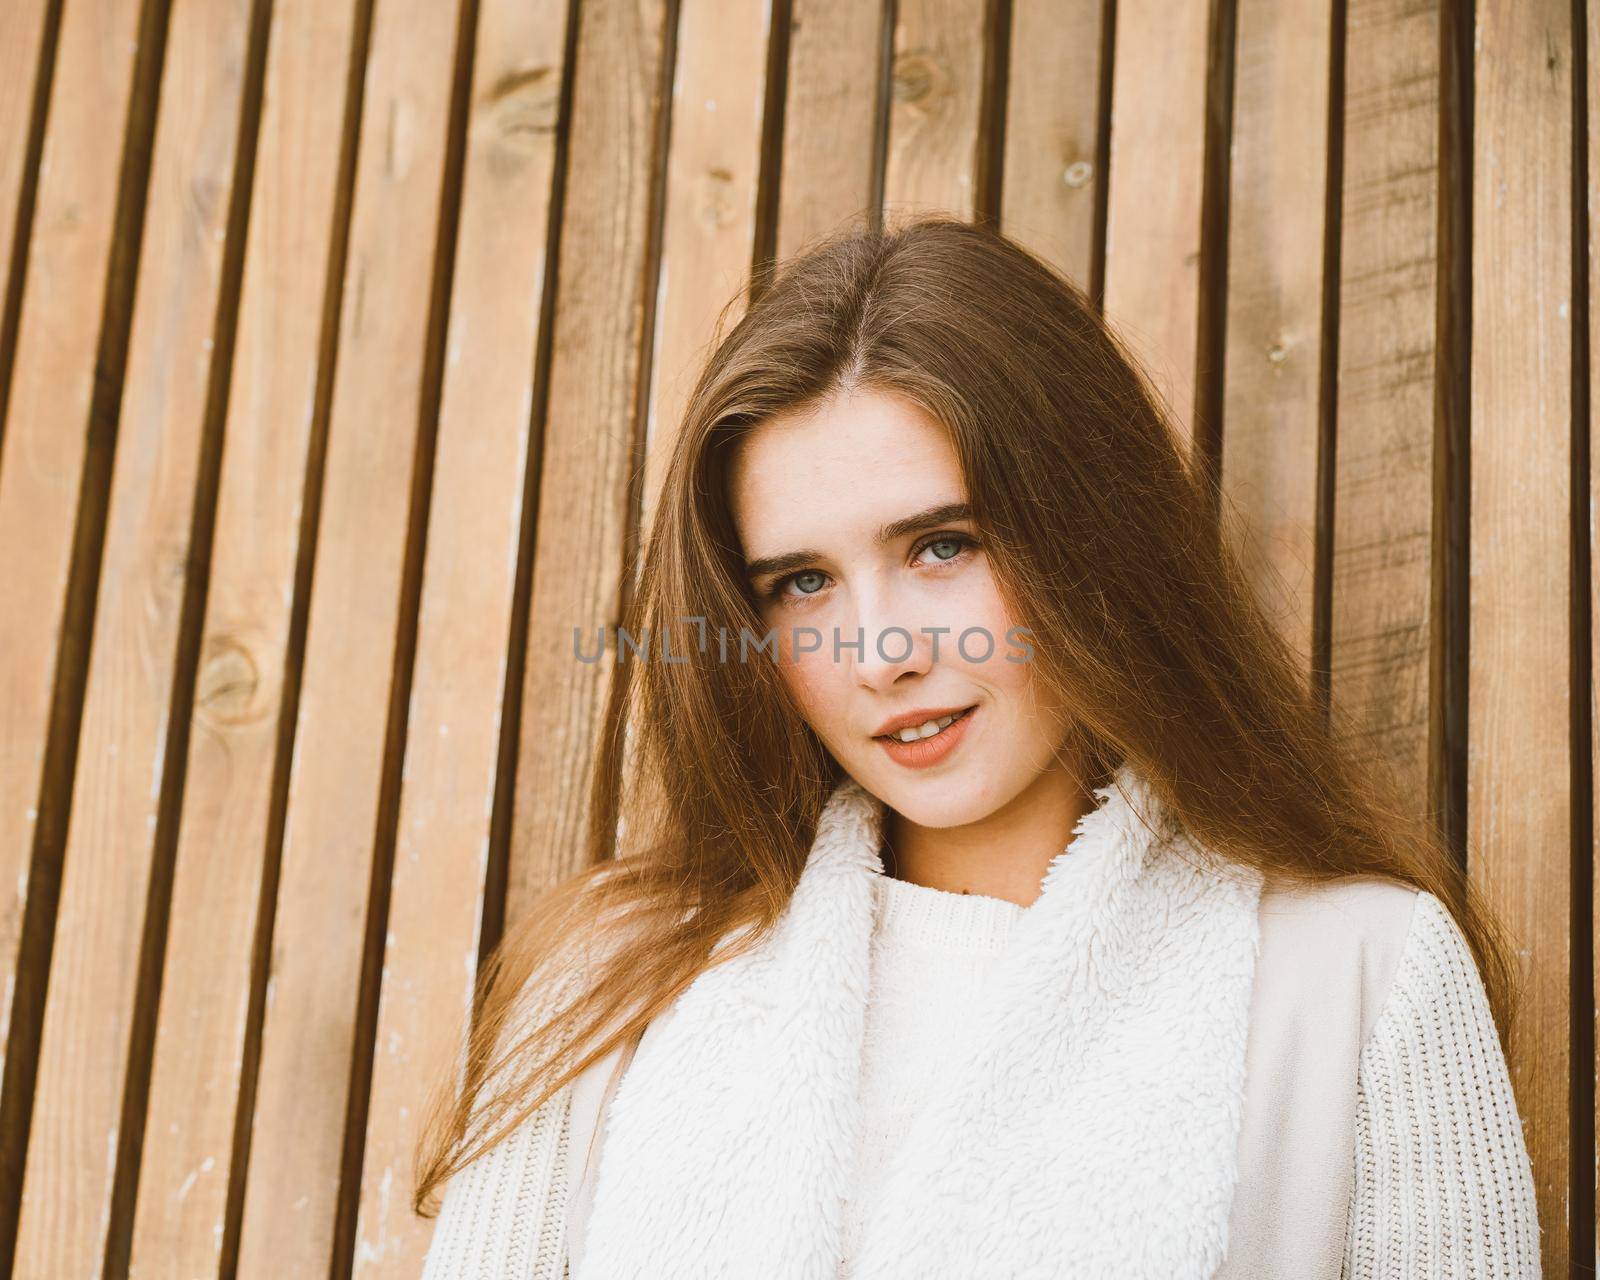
[882,0,988,221]
[774,0,888,260]
[1102,0,1213,441]
[127,0,361,1270]
[999,0,1105,291]
[1219,0,1333,668]
[506,0,673,926]
[505,0,674,927]
[1471,0,1574,1271]
[1591,0,1600,1249]
[348,0,572,1270]
[505,0,668,908]
[633,0,773,555]
[12,0,256,1270]
[0,1,52,243]
[0,0,144,1122]
[1328,0,1442,804]
[233,0,468,1271]
[0,0,54,410]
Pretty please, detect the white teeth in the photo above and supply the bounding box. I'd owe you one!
[891,710,963,742]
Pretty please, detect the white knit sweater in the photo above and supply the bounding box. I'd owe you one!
[842,874,1543,1277]
[421,766,1541,1278]
[843,874,1025,1268]
[1344,889,1541,1274]
[421,882,1539,1278]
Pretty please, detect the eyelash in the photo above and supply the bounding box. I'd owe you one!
[761,532,980,605]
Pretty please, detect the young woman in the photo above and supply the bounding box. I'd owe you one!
[415,217,1542,1278]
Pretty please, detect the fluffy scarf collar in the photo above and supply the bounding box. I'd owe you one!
[574,761,1266,1279]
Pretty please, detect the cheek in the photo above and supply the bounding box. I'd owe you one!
[937,572,1020,664]
[778,643,845,734]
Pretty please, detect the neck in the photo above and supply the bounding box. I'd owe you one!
[882,752,1108,908]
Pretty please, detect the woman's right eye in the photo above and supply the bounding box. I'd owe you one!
[768,569,829,602]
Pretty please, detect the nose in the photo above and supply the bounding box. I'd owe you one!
[849,579,934,691]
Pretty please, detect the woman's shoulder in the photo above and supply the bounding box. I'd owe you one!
[1257,870,1423,957]
[1253,873,1428,1048]
[1251,871,1512,1070]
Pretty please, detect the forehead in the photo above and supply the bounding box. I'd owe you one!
[728,389,964,549]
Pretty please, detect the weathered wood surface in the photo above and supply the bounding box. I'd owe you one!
[0,0,1586,1272]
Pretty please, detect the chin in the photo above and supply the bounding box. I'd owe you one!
[869,773,993,828]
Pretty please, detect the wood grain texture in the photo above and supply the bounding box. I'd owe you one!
[1591,0,1600,1247]
[0,0,1586,1268]
[999,0,1104,291]
[1328,0,1443,806]
[882,0,987,221]
[0,0,144,1109]
[774,0,888,260]
[1470,0,1574,1271]
[348,0,572,1270]
[1102,0,1213,441]
[1218,0,1333,675]
[231,0,468,1271]
[127,1,360,1271]
[12,0,256,1270]
[506,0,674,926]
[0,0,52,404]
[635,0,773,550]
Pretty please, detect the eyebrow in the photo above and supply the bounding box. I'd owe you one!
[742,501,974,581]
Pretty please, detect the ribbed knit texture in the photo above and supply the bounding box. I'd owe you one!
[418,1081,571,1280]
[840,873,1025,1271]
[420,940,593,1280]
[1342,891,1541,1277]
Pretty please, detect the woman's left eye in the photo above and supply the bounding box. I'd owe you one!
[764,533,978,604]
[913,533,977,566]
[915,531,972,566]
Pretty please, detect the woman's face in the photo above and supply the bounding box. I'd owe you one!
[728,386,1074,827]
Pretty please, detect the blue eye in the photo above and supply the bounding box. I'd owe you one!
[762,531,979,604]
[919,536,967,563]
[763,569,825,603]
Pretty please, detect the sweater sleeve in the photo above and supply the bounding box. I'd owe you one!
[418,889,640,1276]
[419,956,589,1280]
[419,1083,574,1280]
[1341,890,1542,1278]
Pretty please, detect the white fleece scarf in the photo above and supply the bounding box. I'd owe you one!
[574,760,1266,1279]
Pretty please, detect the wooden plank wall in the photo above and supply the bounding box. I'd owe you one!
[0,0,1590,1274]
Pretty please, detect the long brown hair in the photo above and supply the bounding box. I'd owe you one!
[413,213,1526,1214]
